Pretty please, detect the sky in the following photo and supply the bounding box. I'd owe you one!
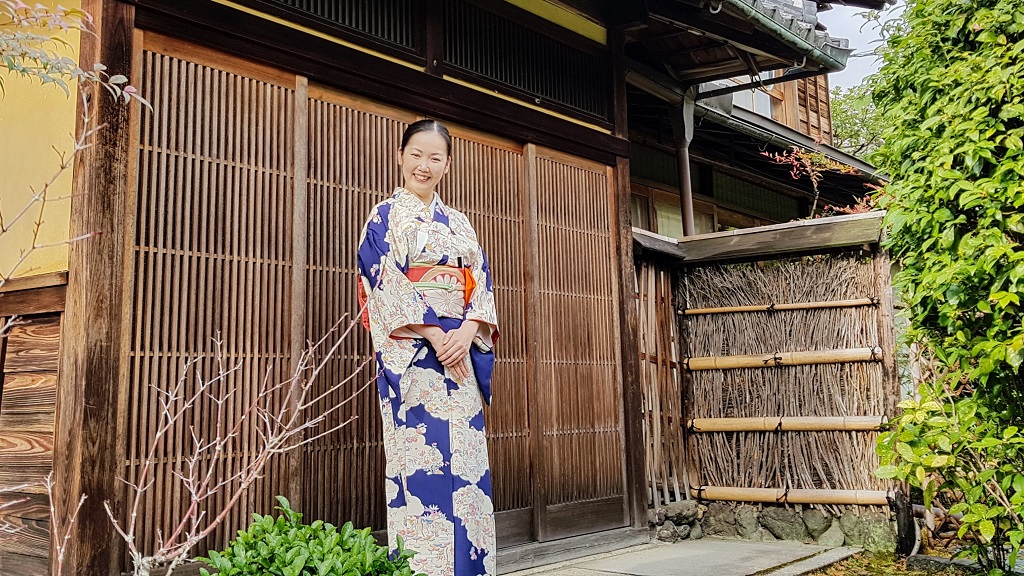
[817,5,896,89]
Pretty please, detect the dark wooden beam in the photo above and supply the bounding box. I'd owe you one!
[424,0,444,76]
[132,0,630,165]
[53,1,137,574]
[647,0,797,65]
[611,27,628,138]
[614,156,647,530]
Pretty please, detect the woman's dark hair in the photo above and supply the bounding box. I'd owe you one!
[400,119,452,156]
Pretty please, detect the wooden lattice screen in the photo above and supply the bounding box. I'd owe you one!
[123,31,626,563]
[129,43,296,554]
[534,151,626,537]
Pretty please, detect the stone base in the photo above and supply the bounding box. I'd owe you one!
[647,501,898,552]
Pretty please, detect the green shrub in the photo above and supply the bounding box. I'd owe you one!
[870,0,1024,573]
[198,496,423,576]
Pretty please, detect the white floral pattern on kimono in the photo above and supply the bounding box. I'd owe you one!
[358,188,499,576]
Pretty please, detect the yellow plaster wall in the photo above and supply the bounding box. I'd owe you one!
[0,2,80,280]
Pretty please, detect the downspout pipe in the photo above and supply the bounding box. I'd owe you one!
[671,91,698,237]
[717,0,848,73]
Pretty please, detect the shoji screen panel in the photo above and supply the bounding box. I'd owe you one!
[533,148,626,536]
[129,35,296,556]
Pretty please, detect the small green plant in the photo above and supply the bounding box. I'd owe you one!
[199,496,423,576]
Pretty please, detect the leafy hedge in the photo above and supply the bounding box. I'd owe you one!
[199,497,423,576]
[871,0,1024,573]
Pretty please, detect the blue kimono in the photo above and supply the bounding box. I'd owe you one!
[357,188,499,576]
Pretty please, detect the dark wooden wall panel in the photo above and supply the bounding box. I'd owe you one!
[0,312,61,576]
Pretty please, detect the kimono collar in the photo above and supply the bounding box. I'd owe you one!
[393,187,448,218]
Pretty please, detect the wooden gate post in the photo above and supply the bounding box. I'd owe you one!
[53,1,138,574]
[611,26,647,530]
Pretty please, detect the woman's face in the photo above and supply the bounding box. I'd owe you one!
[399,130,451,197]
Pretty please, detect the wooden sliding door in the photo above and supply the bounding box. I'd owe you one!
[125,33,627,559]
[530,147,628,540]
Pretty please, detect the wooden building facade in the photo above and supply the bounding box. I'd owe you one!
[0,0,884,574]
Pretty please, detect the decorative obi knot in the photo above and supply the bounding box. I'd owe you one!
[406,265,476,319]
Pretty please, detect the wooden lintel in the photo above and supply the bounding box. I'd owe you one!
[674,211,885,264]
[0,285,67,317]
[0,272,68,293]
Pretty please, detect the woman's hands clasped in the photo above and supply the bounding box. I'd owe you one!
[411,321,481,381]
[437,320,480,381]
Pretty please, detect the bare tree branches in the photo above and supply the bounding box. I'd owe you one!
[107,319,371,576]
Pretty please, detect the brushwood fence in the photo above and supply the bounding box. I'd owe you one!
[635,213,900,515]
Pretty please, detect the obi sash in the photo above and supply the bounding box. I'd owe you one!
[359,264,476,330]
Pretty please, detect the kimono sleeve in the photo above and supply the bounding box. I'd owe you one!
[357,203,442,346]
[465,245,499,349]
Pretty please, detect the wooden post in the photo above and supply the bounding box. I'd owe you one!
[894,488,918,556]
[53,1,138,574]
[873,248,900,417]
[611,26,646,529]
[614,155,646,529]
[523,143,547,540]
[423,0,444,77]
[287,75,309,512]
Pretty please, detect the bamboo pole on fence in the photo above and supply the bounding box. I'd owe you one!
[691,486,891,505]
[685,346,882,371]
[687,415,887,432]
[681,297,878,316]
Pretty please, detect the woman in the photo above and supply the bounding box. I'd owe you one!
[357,119,499,576]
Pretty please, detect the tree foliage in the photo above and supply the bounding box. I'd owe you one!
[871,0,1024,572]
[830,83,885,158]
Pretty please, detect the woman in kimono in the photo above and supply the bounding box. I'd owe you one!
[357,119,499,576]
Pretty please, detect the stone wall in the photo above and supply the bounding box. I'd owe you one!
[649,501,897,553]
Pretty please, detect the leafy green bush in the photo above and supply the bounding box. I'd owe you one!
[199,497,423,576]
[870,0,1024,573]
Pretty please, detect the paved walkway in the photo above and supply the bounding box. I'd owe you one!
[508,539,861,576]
